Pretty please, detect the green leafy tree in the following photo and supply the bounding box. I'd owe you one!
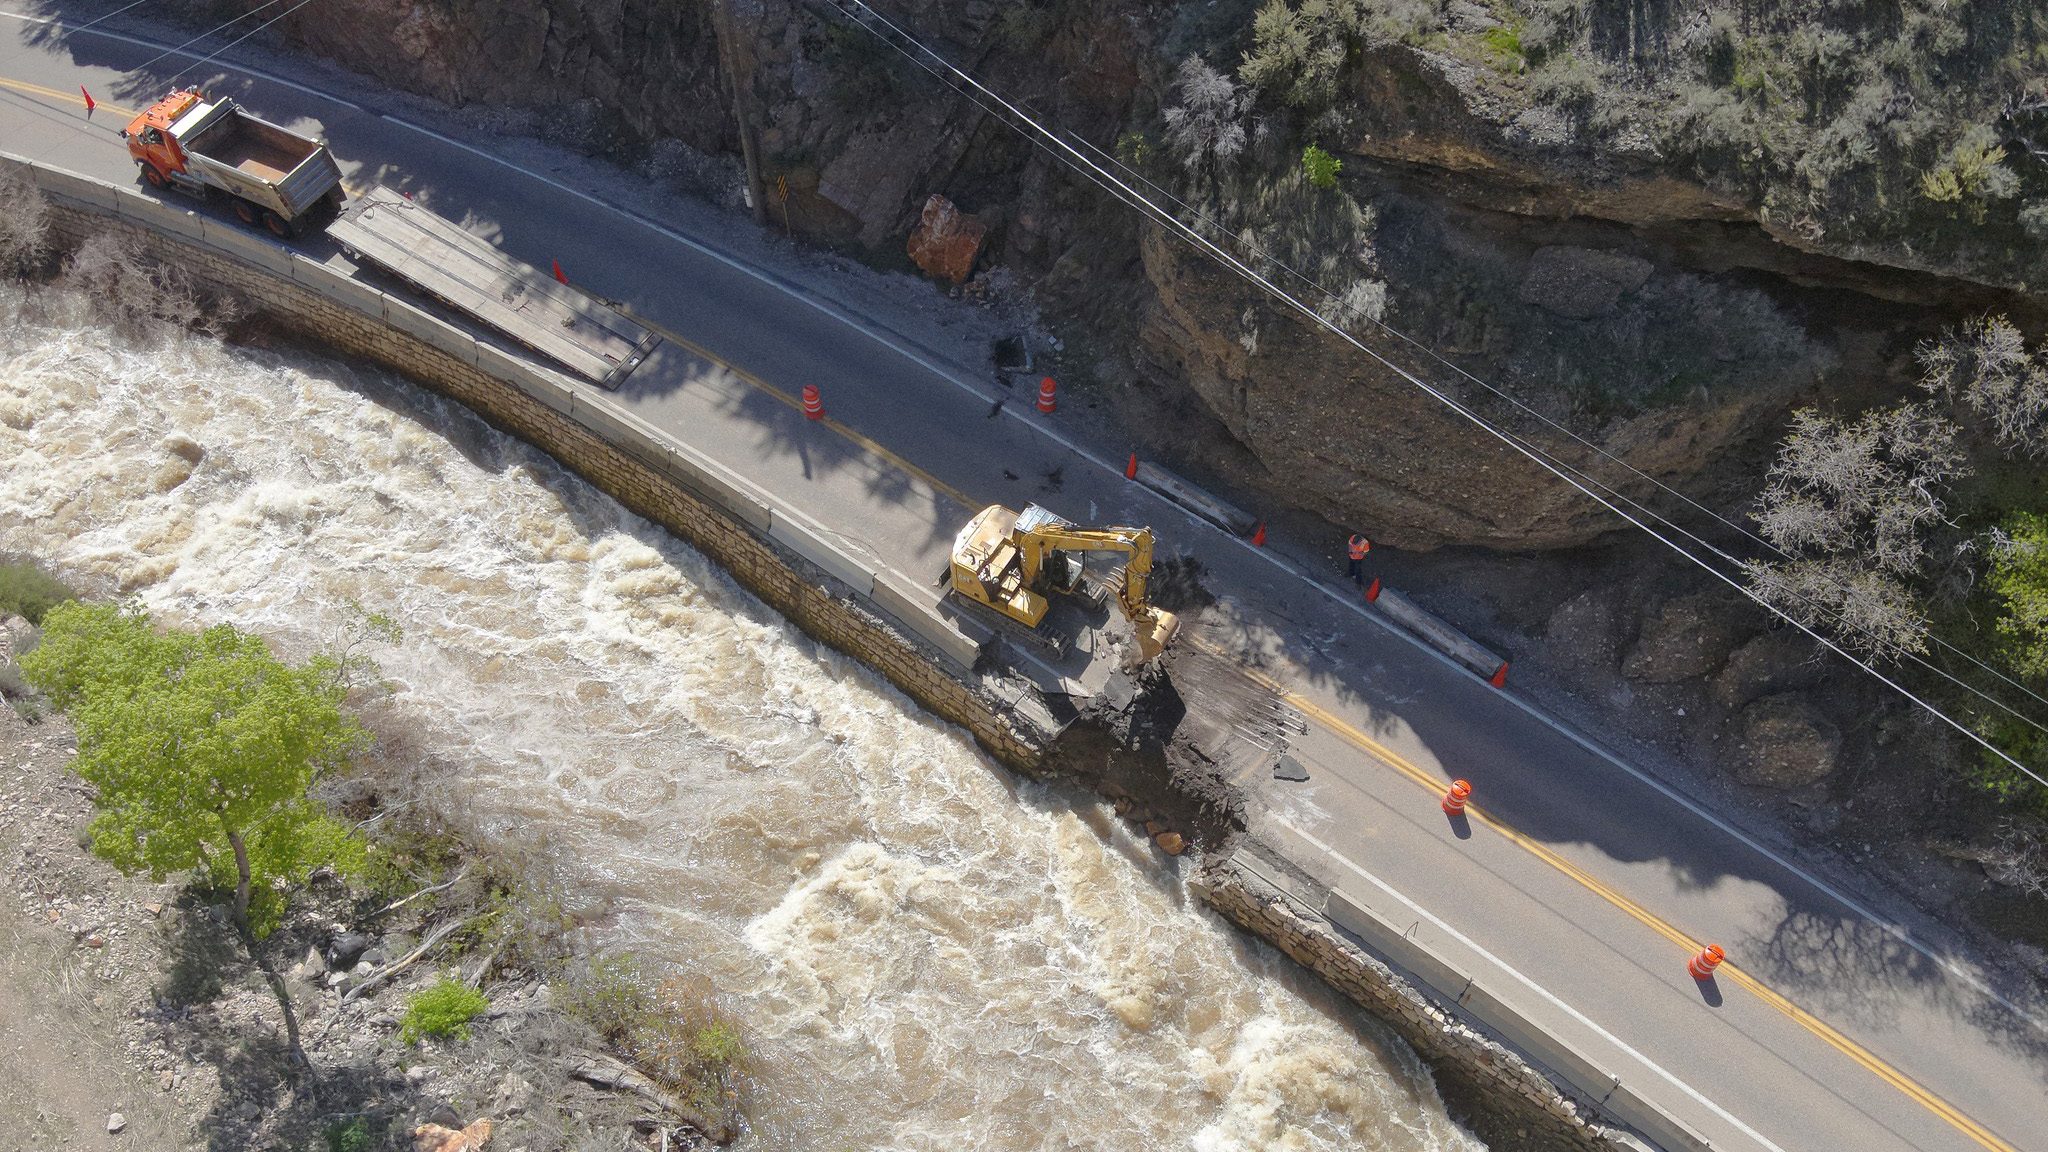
[21,603,366,934]
[1974,515,2048,812]
[1301,143,1344,188]
[1987,514,2048,681]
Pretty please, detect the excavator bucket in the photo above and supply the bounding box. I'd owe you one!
[1134,608,1182,665]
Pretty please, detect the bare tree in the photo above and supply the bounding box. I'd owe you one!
[1162,56,1248,195]
[1918,315,2048,457]
[60,232,241,334]
[1988,820,2048,899]
[0,164,49,280]
[1748,402,1968,658]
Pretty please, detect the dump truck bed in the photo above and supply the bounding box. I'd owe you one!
[327,186,658,389]
[172,99,342,219]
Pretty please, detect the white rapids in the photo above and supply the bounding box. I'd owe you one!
[0,294,1483,1152]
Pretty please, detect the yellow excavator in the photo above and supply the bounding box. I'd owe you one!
[948,503,1181,665]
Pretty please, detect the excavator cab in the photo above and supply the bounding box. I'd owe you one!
[948,503,1181,665]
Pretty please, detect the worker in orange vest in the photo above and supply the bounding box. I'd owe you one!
[1346,534,1371,586]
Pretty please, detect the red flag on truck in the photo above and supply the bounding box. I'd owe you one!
[80,87,95,113]
[551,259,567,285]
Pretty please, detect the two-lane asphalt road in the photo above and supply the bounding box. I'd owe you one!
[4,7,2045,1150]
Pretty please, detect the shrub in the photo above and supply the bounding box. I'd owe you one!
[1530,52,1602,118]
[1301,143,1343,188]
[0,561,72,624]
[2022,201,2048,242]
[626,976,748,1121]
[324,1117,374,1152]
[1919,127,2021,221]
[1480,22,1526,72]
[1241,0,1355,111]
[559,951,652,1045]
[399,977,490,1044]
[1985,514,2048,682]
[1917,315,2048,457]
[1115,131,1155,170]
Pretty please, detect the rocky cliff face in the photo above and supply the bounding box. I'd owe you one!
[190,0,2040,552]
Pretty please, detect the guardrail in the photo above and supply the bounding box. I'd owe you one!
[4,151,989,674]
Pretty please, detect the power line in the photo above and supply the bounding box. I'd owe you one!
[158,0,321,89]
[1062,115,2048,735]
[838,0,2048,749]
[0,0,155,66]
[813,0,2048,793]
[125,0,295,77]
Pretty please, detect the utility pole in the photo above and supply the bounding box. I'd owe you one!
[710,0,770,226]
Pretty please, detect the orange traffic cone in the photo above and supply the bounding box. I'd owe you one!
[1037,376,1057,414]
[1488,662,1509,688]
[1125,452,1138,480]
[551,258,567,285]
[1365,576,1381,602]
[81,87,95,113]
[802,385,824,421]
[1688,944,1725,980]
[1251,522,1267,547]
[1441,779,1472,816]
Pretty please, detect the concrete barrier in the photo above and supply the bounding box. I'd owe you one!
[768,509,877,597]
[290,251,386,315]
[571,394,674,477]
[381,294,481,366]
[1374,586,1506,683]
[1133,461,1258,535]
[871,570,985,669]
[1326,888,1473,1003]
[114,187,206,241]
[1605,1080,1715,1152]
[195,216,295,276]
[661,444,774,532]
[1459,981,1624,1109]
[28,161,120,212]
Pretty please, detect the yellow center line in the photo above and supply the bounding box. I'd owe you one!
[1218,643,2016,1152]
[624,312,983,512]
[0,75,134,119]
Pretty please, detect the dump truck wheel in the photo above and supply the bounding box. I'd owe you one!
[232,199,258,225]
[140,165,167,190]
[262,209,292,239]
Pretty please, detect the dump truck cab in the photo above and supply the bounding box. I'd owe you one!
[123,89,204,189]
[121,89,345,236]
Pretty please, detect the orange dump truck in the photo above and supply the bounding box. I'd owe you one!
[123,88,344,236]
